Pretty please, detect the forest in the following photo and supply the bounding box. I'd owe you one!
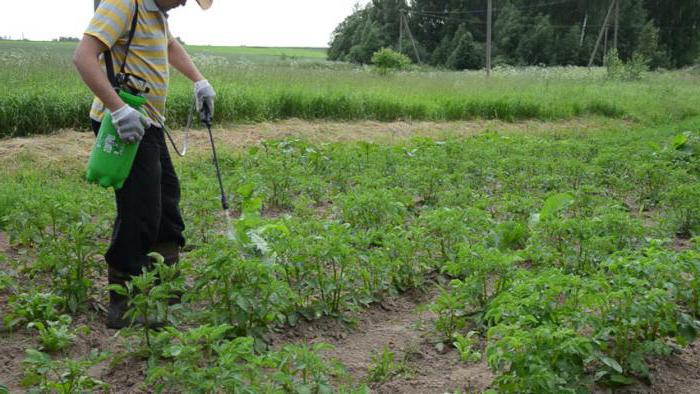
[328,0,700,69]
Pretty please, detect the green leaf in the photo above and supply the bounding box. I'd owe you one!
[318,384,334,394]
[540,193,574,220]
[677,323,698,346]
[165,345,183,358]
[106,284,128,296]
[148,252,165,265]
[296,385,313,394]
[598,355,623,373]
[673,133,688,150]
[20,373,41,388]
[610,373,635,385]
[237,183,255,199]
[236,295,251,310]
[24,349,51,366]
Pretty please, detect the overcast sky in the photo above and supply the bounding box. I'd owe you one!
[1,0,371,47]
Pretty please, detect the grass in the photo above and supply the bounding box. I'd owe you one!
[2,40,700,137]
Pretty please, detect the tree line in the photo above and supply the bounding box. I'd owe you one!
[328,0,700,69]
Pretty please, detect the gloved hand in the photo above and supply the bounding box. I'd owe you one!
[194,79,216,121]
[111,105,149,143]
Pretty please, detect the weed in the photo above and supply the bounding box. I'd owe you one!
[108,257,185,350]
[366,347,411,383]
[453,331,483,363]
[27,315,77,353]
[4,291,64,331]
[21,349,109,393]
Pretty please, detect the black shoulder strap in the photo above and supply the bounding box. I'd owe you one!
[104,0,139,88]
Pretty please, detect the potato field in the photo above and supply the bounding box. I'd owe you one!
[1,41,700,393]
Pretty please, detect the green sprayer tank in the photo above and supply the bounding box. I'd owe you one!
[86,91,147,190]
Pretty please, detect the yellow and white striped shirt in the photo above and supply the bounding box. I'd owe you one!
[85,0,171,124]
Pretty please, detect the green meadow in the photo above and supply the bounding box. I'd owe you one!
[2,40,700,137]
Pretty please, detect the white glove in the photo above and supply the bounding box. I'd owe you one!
[194,79,216,119]
[111,105,149,143]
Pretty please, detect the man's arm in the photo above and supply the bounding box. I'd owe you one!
[168,38,204,82]
[73,34,125,112]
[168,37,216,118]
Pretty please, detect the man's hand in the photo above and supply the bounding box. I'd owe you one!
[112,105,149,143]
[194,79,216,119]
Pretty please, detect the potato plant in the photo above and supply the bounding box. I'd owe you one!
[1,111,700,392]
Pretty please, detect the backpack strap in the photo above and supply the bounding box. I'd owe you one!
[103,0,139,88]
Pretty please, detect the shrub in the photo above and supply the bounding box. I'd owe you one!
[606,49,648,81]
[371,48,411,74]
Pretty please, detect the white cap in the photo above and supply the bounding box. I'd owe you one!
[196,0,212,10]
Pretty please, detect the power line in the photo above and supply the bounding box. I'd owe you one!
[409,0,579,17]
[410,12,603,30]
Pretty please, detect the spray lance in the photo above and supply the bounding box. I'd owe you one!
[199,102,235,240]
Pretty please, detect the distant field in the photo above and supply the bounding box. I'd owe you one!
[2,40,700,137]
[186,44,327,59]
[0,40,327,59]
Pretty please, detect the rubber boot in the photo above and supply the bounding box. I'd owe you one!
[106,267,133,329]
[106,267,165,330]
[151,242,183,305]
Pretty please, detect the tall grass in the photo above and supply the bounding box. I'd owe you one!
[1,41,700,137]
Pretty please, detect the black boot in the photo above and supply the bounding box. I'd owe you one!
[106,267,165,330]
[106,267,132,329]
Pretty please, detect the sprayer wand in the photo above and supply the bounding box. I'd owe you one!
[200,104,236,240]
[201,104,229,212]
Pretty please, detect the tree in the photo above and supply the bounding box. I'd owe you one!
[494,1,525,65]
[515,14,556,66]
[644,0,700,67]
[636,20,669,69]
[446,24,484,70]
[328,6,370,61]
[327,0,700,69]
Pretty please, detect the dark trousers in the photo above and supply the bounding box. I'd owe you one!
[92,120,186,276]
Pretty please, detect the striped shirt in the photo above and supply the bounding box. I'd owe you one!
[85,0,171,124]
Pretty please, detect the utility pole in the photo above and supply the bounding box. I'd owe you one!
[613,0,620,50]
[603,24,608,58]
[588,0,617,67]
[580,13,588,47]
[486,0,493,77]
[401,11,422,64]
[399,9,404,54]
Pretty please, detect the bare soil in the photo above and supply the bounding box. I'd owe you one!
[269,287,493,393]
[614,341,700,394]
[0,232,9,253]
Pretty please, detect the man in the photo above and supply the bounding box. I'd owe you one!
[73,0,216,329]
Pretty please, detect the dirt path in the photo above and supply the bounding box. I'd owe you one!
[270,288,493,393]
[0,118,621,171]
